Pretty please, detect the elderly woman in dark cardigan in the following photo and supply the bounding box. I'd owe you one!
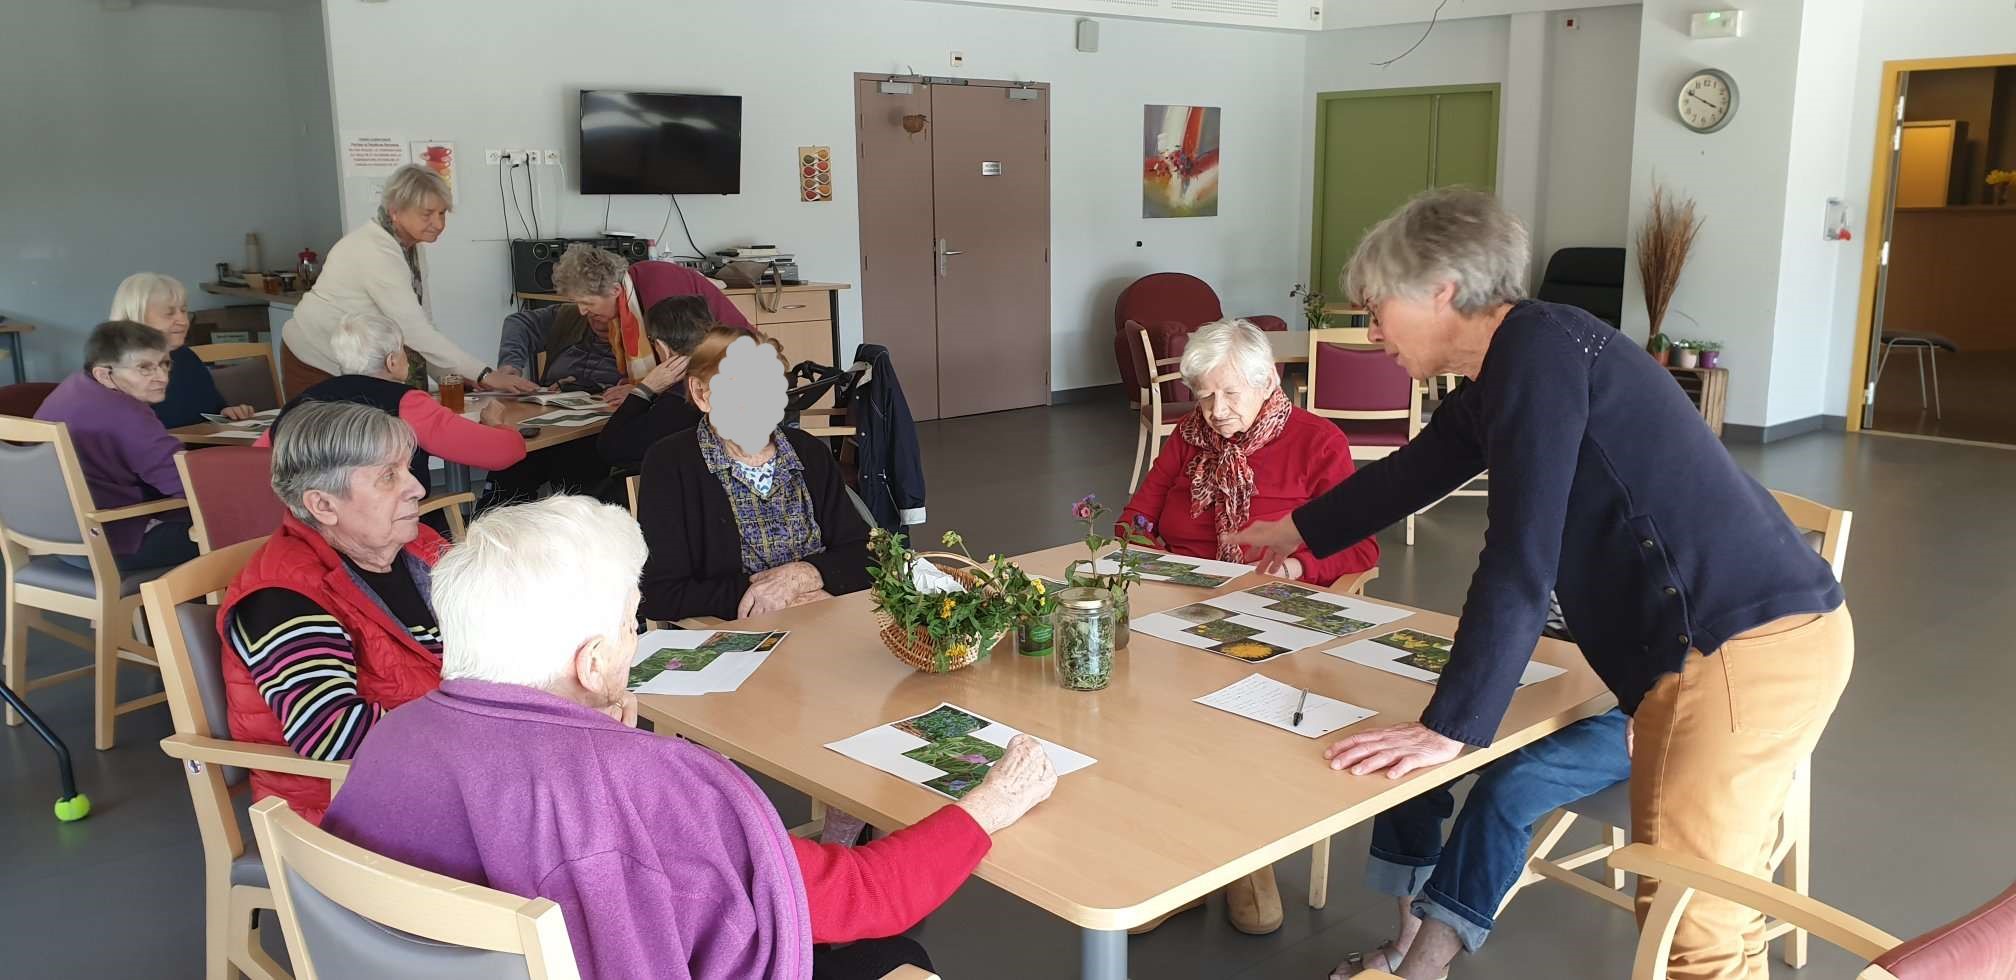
[1231,189,1851,980]
[636,327,871,623]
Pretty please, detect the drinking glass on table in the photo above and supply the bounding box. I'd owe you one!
[439,373,465,413]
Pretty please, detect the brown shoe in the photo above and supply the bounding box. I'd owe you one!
[1127,894,1206,935]
[1225,866,1283,935]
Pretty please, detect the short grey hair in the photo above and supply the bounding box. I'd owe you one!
[108,272,185,323]
[380,164,452,215]
[551,243,629,299]
[1344,187,1530,315]
[327,312,404,375]
[435,496,647,689]
[270,401,418,522]
[1179,319,1279,392]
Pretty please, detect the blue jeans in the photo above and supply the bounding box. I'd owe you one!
[1365,708,1631,953]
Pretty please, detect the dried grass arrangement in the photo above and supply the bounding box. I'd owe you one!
[1636,183,1705,348]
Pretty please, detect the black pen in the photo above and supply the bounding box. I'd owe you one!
[1292,688,1309,728]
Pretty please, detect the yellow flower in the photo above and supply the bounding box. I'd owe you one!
[939,597,956,619]
[1031,577,1046,595]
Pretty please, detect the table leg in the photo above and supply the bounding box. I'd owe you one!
[5,331,23,384]
[444,461,471,496]
[1081,927,1127,980]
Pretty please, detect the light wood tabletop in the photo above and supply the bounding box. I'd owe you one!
[1267,329,1309,365]
[168,394,612,453]
[637,542,1612,975]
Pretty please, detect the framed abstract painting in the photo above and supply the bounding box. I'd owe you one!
[1143,105,1220,218]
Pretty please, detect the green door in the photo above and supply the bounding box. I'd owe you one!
[1310,85,1499,299]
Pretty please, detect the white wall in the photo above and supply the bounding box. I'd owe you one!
[1537,5,1642,264]
[0,1,339,382]
[320,0,1310,393]
[1825,0,2016,418]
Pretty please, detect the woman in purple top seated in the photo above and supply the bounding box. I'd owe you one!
[34,320,197,570]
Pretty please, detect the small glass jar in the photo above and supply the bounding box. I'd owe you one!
[1017,617,1053,657]
[1052,587,1114,691]
[1111,584,1131,650]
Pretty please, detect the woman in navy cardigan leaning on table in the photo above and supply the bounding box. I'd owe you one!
[1229,188,1851,980]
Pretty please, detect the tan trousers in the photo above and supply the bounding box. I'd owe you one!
[1631,605,1854,980]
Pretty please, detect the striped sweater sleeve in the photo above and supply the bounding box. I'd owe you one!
[226,587,383,761]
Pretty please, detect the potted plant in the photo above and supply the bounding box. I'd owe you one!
[1065,495,1151,648]
[1647,331,1673,367]
[1696,341,1723,370]
[1672,340,1701,370]
[866,528,1029,673]
[1636,182,1705,357]
[999,563,1057,657]
[1289,283,1327,331]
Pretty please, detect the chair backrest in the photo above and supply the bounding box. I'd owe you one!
[1872,880,2016,979]
[192,343,282,412]
[1127,320,1192,406]
[249,798,582,980]
[0,381,59,418]
[1768,490,1852,581]
[625,475,640,519]
[1307,330,1417,422]
[1535,247,1626,327]
[0,416,97,553]
[1114,272,1224,333]
[176,447,283,553]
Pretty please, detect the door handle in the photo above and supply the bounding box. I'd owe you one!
[936,238,963,277]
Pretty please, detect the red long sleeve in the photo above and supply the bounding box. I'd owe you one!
[397,390,528,470]
[789,805,991,944]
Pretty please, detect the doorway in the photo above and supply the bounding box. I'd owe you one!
[1851,56,2016,447]
[855,75,1051,421]
[1310,84,1500,297]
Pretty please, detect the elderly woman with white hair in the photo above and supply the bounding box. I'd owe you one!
[108,271,256,427]
[280,164,538,396]
[262,312,527,503]
[1229,188,1850,980]
[322,496,1059,980]
[218,401,451,823]
[1116,318,1380,937]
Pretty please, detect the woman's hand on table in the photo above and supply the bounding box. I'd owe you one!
[478,399,510,427]
[480,368,540,394]
[220,404,257,422]
[1277,557,1304,581]
[787,588,832,608]
[955,734,1057,834]
[1323,722,1464,779]
[738,575,802,619]
[1223,516,1306,576]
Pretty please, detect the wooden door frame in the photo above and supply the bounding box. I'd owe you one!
[1846,54,2016,431]
[1309,83,1502,289]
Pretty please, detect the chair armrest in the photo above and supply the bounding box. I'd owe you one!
[418,491,475,518]
[86,497,190,524]
[797,407,848,419]
[878,967,940,980]
[160,733,352,788]
[1335,567,1380,596]
[1608,844,1901,963]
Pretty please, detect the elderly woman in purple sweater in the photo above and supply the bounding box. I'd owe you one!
[34,320,196,570]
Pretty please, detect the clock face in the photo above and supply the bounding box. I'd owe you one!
[1678,69,1738,133]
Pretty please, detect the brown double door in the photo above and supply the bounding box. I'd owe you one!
[855,76,1051,420]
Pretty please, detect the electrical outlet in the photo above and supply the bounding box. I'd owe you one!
[543,150,560,165]
[484,149,502,165]
[522,148,541,165]
[950,51,965,68]
[497,149,515,164]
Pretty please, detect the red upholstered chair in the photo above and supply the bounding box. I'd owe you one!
[1113,273,1286,402]
[175,448,283,554]
[1306,329,1422,543]
[1610,844,2016,979]
[0,382,58,418]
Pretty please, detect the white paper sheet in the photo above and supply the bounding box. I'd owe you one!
[1094,549,1254,588]
[521,409,607,428]
[825,702,1097,800]
[626,629,786,695]
[1194,674,1378,738]
[519,391,604,409]
[201,428,264,441]
[1129,583,1413,663]
[1326,628,1567,688]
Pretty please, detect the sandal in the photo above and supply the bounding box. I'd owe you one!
[1332,941,1448,980]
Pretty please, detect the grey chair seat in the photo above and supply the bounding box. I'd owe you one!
[20,556,174,598]
[1561,778,1631,829]
[232,846,269,888]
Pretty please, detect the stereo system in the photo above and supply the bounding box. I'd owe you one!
[509,236,652,294]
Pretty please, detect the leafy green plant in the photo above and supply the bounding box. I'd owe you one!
[1289,283,1327,331]
[867,528,1034,672]
[1068,495,1154,592]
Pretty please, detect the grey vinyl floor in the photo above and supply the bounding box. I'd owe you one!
[4,398,2011,979]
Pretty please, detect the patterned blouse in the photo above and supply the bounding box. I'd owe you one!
[696,423,825,575]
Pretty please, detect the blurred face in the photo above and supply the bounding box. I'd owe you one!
[389,197,448,245]
[573,290,621,327]
[308,450,426,562]
[1191,360,1275,438]
[1364,283,1460,381]
[92,348,172,404]
[141,296,191,349]
[689,339,787,453]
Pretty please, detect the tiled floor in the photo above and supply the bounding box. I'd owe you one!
[5,399,2014,978]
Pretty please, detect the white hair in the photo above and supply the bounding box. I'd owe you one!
[1344,187,1530,315]
[552,243,630,299]
[327,313,404,375]
[270,402,418,522]
[434,496,647,690]
[1179,319,1279,392]
[108,272,185,323]
[381,164,452,215]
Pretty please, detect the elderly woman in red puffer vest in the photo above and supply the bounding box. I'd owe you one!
[216,401,447,823]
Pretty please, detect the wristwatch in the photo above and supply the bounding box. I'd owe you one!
[476,367,493,385]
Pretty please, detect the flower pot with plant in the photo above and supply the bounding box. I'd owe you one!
[1065,495,1152,649]
[1648,332,1673,367]
[1696,341,1722,370]
[1637,182,1705,360]
[999,563,1057,657]
[1672,341,1700,370]
[1289,283,1327,331]
[866,528,1036,674]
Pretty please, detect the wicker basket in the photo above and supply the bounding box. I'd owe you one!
[873,552,1010,674]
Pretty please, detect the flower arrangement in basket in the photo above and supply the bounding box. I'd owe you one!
[867,528,1029,674]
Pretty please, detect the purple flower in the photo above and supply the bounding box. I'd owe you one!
[1071,494,1098,521]
[1132,514,1153,531]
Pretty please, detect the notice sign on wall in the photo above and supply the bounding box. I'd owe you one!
[341,134,411,230]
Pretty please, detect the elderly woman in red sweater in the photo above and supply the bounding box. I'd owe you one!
[1120,317,1379,935]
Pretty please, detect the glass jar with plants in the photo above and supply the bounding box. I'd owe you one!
[999,563,1057,657]
[1052,585,1115,691]
[1065,495,1151,649]
[866,528,1029,674]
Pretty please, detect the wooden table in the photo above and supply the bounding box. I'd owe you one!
[637,544,1612,979]
[1267,329,1309,365]
[200,281,309,306]
[0,319,33,384]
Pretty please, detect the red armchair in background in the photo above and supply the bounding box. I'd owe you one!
[1113,273,1286,401]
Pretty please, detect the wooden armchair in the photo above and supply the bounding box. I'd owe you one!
[1128,322,1189,492]
[0,415,178,749]
[191,342,283,412]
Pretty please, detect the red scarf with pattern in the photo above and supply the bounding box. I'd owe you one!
[1178,388,1294,562]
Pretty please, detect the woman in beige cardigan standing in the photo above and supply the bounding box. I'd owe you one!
[281,165,538,396]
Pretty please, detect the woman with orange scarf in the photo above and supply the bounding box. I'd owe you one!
[1118,318,1379,935]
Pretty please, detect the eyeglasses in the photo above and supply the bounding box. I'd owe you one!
[118,360,172,378]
